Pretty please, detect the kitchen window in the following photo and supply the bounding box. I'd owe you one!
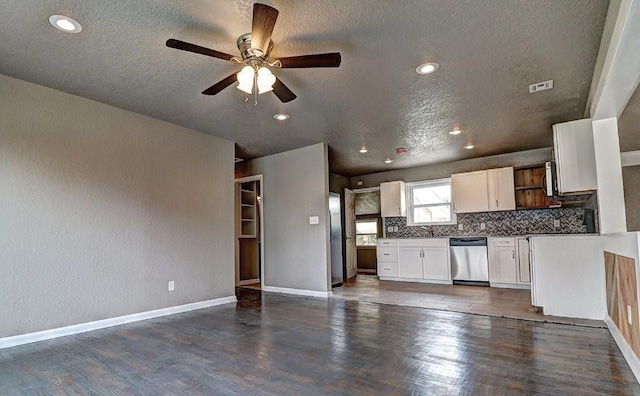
[356,219,378,246]
[406,178,455,225]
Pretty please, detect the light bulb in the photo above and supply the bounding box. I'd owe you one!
[257,67,276,94]
[237,66,255,94]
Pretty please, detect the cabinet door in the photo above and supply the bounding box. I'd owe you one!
[553,119,597,194]
[398,247,423,278]
[517,238,531,283]
[496,246,518,283]
[422,247,450,280]
[488,167,516,211]
[380,181,406,217]
[451,171,489,213]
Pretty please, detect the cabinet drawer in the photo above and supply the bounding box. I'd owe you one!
[377,247,398,262]
[377,239,397,247]
[378,261,398,277]
[492,238,515,247]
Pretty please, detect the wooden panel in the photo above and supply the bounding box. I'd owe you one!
[604,252,619,325]
[604,251,640,358]
[239,238,259,280]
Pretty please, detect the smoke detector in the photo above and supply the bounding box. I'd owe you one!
[529,80,554,93]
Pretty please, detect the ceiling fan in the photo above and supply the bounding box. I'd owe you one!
[166,3,341,103]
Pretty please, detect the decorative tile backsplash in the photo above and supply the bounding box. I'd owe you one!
[384,205,597,238]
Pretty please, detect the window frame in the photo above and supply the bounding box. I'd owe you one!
[355,218,379,247]
[406,178,457,226]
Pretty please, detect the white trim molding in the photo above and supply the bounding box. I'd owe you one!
[0,296,237,350]
[621,150,640,167]
[605,314,640,383]
[262,286,333,298]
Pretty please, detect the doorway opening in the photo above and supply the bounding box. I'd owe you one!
[345,187,382,280]
[235,175,264,291]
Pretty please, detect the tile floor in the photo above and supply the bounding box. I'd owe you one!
[332,275,604,327]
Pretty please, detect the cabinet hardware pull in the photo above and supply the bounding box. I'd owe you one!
[496,199,499,207]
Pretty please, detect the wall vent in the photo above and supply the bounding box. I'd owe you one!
[529,80,554,93]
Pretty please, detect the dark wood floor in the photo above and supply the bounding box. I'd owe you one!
[1,289,638,395]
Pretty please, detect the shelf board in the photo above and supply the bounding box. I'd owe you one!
[515,185,544,190]
[241,204,254,207]
[238,235,257,239]
[241,219,255,222]
[240,189,255,193]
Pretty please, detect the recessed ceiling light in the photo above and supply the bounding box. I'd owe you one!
[384,158,394,164]
[273,113,289,121]
[359,146,368,153]
[464,144,475,150]
[449,124,462,135]
[416,62,440,75]
[49,15,82,33]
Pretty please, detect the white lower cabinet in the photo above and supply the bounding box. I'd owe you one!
[377,240,398,277]
[488,237,530,288]
[378,239,451,283]
[398,247,424,278]
[422,247,450,280]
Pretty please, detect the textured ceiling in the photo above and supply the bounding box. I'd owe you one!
[619,83,640,152]
[0,0,609,176]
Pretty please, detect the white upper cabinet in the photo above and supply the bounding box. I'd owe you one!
[451,171,489,213]
[487,167,516,211]
[380,181,406,217]
[452,167,515,213]
[553,119,597,194]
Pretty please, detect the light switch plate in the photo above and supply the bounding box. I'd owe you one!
[309,216,319,225]
[168,281,175,292]
[387,226,393,232]
[393,226,398,232]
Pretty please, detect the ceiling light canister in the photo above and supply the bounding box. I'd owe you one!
[384,158,394,164]
[464,144,475,150]
[416,62,440,75]
[49,15,82,33]
[273,113,289,121]
[359,146,368,153]
[449,128,462,135]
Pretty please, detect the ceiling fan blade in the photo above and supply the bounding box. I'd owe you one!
[202,73,238,95]
[277,53,341,68]
[166,38,234,61]
[251,3,279,56]
[272,78,297,103]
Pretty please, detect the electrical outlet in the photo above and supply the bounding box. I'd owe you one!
[553,219,560,228]
[480,223,486,230]
[168,281,175,292]
[393,226,398,232]
[628,305,633,325]
[458,224,463,231]
[388,226,393,232]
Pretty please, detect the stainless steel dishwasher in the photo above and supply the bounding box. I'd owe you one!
[449,237,489,286]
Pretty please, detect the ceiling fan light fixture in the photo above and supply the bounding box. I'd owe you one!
[257,67,276,93]
[237,66,255,93]
[416,62,439,75]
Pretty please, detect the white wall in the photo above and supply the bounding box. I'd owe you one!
[0,74,235,338]
[237,143,332,294]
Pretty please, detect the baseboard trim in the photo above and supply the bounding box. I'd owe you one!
[262,286,333,298]
[379,277,453,285]
[490,283,531,290]
[237,279,260,286]
[605,315,640,383]
[0,295,237,350]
